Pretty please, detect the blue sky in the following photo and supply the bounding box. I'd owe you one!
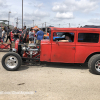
[0,0,100,28]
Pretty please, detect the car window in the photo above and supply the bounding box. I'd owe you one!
[78,33,99,43]
[53,32,74,42]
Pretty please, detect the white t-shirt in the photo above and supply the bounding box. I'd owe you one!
[2,30,5,37]
[29,31,34,38]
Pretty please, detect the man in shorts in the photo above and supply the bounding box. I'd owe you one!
[36,29,44,44]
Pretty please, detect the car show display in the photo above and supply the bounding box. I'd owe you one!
[1,27,100,75]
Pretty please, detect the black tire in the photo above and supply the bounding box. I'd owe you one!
[88,54,100,75]
[2,52,22,71]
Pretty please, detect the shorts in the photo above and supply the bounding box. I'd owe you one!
[36,40,41,44]
[29,38,34,41]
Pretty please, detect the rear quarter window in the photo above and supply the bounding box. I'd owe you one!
[78,33,99,43]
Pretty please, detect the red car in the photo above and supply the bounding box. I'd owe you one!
[2,27,100,75]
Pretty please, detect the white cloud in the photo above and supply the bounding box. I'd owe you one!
[23,9,50,27]
[33,9,49,17]
[0,0,10,9]
[0,0,6,7]
[52,4,68,12]
[34,3,44,8]
[88,18,100,24]
[52,0,98,13]
[0,0,100,28]
[56,12,74,19]
[91,12,100,16]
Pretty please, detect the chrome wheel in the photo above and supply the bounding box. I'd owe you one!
[95,60,100,72]
[5,56,18,69]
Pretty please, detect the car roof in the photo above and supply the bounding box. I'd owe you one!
[49,27,100,32]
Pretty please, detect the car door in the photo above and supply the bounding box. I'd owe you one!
[75,31,100,63]
[51,31,76,63]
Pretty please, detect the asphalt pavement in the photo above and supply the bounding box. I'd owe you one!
[0,52,100,100]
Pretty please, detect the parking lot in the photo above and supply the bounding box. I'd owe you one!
[0,52,100,100]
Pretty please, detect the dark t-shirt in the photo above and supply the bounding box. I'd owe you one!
[21,29,28,38]
[12,29,20,38]
[7,29,11,36]
[21,29,26,37]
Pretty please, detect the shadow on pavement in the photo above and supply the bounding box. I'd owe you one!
[19,62,41,71]
[18,62,88,71]
[19,65,29,71]
[41,62,88,69]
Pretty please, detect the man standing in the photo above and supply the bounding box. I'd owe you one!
[12,27,20,42]
[0,26,2,42]
[21,26,27,43]
[36,29,44,44]
[6,26,12,43]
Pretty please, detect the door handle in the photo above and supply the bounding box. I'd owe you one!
[56,41,59,45]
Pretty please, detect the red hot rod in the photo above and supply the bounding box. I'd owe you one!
[2,27,100,75]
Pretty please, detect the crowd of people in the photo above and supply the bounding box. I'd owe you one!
[0,26,11,43]
[0,26,45,45]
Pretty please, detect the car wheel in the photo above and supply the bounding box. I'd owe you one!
[2,52,22,71]
[88,54,100,75]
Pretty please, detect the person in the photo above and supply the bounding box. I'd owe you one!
[2,27,6,42]
[53,32,57,36]
[12,27,20,42]
[36,29,44,44]
[21,26,27,43]
[33,29,38,44]
[0,26,2,42]
[59,33,72,42]
[29,28,34,44]
[6,26,12,43]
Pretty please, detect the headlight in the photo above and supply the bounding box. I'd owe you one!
[12,48,17,52]
[22,46,27,51]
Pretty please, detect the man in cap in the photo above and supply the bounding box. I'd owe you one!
[12,27,20,42]
[21,26,28,43]
[0,26,2,42]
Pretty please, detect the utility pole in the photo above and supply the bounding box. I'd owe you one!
[59,24,60,27]
[45,22,47,33]
[79,24,80,28]
[24,22,25,26]
[16,17,19,27]
[42,23,44,28]
[69,23,70,28]
[33,20,34,27]
[8,11,11,27]
[22,0,23,30]
[45,22,46,28]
